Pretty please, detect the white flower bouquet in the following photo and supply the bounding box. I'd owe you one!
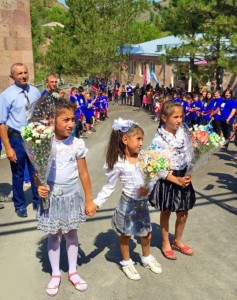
[185,123,226,176]
[21,92,59,209]
[21,121,54,209]
[138,149,171,187]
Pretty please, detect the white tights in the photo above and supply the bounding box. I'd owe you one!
[47,229,81,286]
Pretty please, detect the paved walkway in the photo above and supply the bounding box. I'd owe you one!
[0,105,236,300]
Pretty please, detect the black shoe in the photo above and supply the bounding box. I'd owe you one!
[91,128,96,132]
[32,204,38,211]
[16,208,27,218]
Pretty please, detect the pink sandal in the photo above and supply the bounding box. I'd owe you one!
[68,272,88,292]
[46,275,61,297]
[172,244,194,256]
[162,249,177,260]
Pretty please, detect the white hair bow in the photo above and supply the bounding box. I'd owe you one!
[112,117,138,132]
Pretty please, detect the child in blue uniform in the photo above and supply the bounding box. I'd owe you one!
[210,90,223,135]
[220,89,237,149]
[100,92,109,120]
[201,91,214,125]
[84,92,96,134]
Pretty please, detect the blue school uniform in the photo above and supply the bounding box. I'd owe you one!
[212,97,223,121]
[93,96,102,113]
[192,99,203,125]
[76,94,85,113]
[220,98,237,147]
[220,98,237,123]
[189,102,196,122]
[184,103,192,126]
[194,99,203,112]
[74,108,83,121]
[202,100,214,123]
[181,99,187,112]
[100,95,108,110]
[70,95,77,103]
[126,86,133,96]
[99,84,105,92]
[173,97,181,103]
[84,99,94,119]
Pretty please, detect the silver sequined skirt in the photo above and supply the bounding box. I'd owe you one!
[112,193,152,237]
[37,179,86,234]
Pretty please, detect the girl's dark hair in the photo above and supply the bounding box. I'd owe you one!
[106,124,144,170]
[224,88,233,97]
[54,98,75,117]
[158,100,182,128]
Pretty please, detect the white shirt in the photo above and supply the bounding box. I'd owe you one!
[94,157,149,208]
[47,136,88,185]
[151,125,192,179]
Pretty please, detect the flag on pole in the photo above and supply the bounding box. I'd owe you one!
[143,65,147,84]
[146,64,151,84]
[151,67,160,86]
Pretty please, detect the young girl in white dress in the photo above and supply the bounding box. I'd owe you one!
[93,118,162,281]
[37,98,96,296]
[149,101,196,260]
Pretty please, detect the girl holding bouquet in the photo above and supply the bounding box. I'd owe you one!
[150,101,196,260]
[93,118,162,281]
[36,99,96,296]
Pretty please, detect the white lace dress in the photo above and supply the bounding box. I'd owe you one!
[37,136,87,234]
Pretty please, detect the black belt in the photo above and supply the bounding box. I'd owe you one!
[8,127,22,138]
[172,168,187,177]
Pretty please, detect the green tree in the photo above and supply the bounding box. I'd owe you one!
[31,0,163,81]
[30,0,68,81]
[153,0,237,89]
[50,0,160,80]
[63,0,150,79]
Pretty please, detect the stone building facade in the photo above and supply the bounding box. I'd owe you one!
[0,0,34,92]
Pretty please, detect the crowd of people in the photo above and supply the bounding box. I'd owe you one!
[88,80,237,149]
[0,64,236,296]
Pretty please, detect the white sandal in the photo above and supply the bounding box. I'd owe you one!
[68,272,88,292]
[46,275,61,297]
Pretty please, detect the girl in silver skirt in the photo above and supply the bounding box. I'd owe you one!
[94,118,162,281]
[36,98,96,296]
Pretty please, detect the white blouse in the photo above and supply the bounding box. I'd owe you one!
[151,125,192,179]
[94,157,149,208]
[47,136,88,185]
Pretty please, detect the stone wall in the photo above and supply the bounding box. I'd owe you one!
[0,0,34,92]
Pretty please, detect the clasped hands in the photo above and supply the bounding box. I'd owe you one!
[85,202,97,217]
[177,176,191,187]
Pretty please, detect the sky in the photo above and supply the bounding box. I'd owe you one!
[58,0,66,5]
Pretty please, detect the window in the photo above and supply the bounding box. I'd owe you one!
[177,72,186,81]
[156,45,163,52]
[129,61,136,75]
